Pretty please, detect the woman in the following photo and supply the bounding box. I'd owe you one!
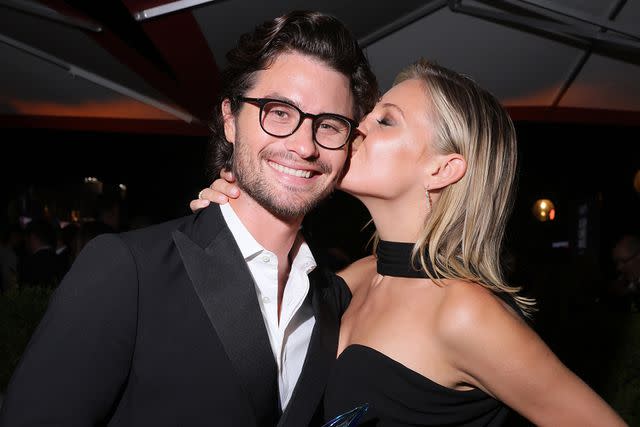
[192,59,625,426]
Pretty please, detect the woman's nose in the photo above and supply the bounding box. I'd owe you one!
[355,121,367,138]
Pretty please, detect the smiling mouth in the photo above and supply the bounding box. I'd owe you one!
[268,161,313,179]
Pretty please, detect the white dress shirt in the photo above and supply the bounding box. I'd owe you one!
[220,203,316,409]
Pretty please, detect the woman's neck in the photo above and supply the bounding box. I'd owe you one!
[359,195,427,243]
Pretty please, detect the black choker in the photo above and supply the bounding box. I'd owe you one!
[376,240,437,279]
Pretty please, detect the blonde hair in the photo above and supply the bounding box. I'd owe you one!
[387,59,535,314]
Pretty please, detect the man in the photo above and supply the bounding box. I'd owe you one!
[607,234,640,311]
[0,11,378,426]
[18,218,65,288]
[0,224,21,292]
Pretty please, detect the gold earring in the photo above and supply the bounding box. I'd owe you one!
[425,186,433,212]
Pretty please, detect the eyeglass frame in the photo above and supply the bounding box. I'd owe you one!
[235,96,359,150]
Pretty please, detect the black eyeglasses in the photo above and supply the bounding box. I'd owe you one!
[236,97,358,150]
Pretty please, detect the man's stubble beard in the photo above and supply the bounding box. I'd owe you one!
[231,134,339,220]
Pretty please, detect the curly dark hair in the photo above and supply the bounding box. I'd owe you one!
[207,10,379,179]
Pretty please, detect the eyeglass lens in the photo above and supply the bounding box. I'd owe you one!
[260,101,350,149]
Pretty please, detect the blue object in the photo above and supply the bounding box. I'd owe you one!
[322,403,369,427]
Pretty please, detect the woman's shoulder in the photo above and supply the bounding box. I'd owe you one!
[336,255,377,294]
[435,280,524,341]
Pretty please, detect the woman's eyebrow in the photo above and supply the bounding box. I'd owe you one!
[380,102,405,118]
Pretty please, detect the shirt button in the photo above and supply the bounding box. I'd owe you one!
[262,296,270,304]
[262,255,270,263]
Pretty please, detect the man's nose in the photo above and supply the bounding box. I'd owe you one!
[284,119,319,159]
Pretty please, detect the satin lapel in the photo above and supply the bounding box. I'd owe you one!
[173,227,279,426]
[278,269,340,427]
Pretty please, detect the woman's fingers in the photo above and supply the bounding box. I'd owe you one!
[190,197,211,212]
[189,170,240,213]
[211,178,240,198]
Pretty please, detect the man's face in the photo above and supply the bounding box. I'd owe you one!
[613,237,640,281]
[223,52,354,219]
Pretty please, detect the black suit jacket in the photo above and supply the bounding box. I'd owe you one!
[0,206,351,426]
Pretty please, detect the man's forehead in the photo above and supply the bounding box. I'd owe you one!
[250,52,354,115]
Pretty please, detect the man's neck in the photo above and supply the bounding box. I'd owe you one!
[228,196,303,261]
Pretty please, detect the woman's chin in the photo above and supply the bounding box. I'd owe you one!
[335,177,363,198]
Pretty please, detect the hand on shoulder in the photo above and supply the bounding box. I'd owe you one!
[190,170,239,212]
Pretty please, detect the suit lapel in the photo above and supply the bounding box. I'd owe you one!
[173,206,279,426]
[278,269,340,427]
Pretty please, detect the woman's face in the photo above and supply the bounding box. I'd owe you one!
[339,78,435,200]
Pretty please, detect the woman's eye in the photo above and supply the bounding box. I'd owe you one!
[377,117,392,126]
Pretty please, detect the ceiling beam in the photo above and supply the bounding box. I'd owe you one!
[0,33,196,123]
[0,0,102,32]
[132,0,218,21]
[359,0,448,48]
[37,0,219,122]
[551,0,628,107]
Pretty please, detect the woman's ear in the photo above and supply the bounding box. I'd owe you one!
[425,153,467,190]
[222,99,236,144]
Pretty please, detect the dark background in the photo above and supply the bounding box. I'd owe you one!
[1,121,639,273]
[1,120,639,424]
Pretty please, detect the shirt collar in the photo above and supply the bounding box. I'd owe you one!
[290,235,317,275]
[220,203,263,260]
[220,203,317,273]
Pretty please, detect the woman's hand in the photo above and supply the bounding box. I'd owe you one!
[189,170,241,212]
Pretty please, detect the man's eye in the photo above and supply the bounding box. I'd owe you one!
[377,117,392,126]
[319,123,339,132]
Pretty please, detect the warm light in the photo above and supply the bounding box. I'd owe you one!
[533,199,555,222]
[634,170,640,193]
[84,177,103,194]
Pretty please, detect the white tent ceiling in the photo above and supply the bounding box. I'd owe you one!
[1,0,639,134]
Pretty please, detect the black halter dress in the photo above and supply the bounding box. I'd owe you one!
[323,241,518,426]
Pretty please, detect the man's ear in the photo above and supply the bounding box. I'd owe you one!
[222,98,236,145]
[425,153,467,190]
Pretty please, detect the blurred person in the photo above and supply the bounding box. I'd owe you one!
[196,59,626,426]
[56,222,79,273]
[94,190,123,232]
[74,219,114,257]
[18,219,64,288]
[607,234,640,311]
[0,11,377,427]
[0,224,22,292]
